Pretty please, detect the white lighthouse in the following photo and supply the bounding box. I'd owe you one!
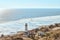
[25,23,28,32]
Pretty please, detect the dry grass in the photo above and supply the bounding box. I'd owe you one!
[0,23,60,40]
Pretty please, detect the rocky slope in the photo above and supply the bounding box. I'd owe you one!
[0,23,60,40]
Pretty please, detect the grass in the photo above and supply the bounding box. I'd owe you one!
[0,23,60,40]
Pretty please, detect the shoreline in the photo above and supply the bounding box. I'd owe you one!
[0,23,60,40]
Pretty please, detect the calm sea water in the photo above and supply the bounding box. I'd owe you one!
[3,9,60,21]
[0,9,60,35]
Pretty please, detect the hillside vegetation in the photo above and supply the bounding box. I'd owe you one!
[0,23,60,40]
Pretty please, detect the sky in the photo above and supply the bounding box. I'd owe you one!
[0,0,60,9]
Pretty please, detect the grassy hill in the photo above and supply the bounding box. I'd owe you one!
[0,23,60,40]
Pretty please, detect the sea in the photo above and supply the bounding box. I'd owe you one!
[0,9,60,36]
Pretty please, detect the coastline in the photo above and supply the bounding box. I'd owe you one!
[0,23,60,40]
